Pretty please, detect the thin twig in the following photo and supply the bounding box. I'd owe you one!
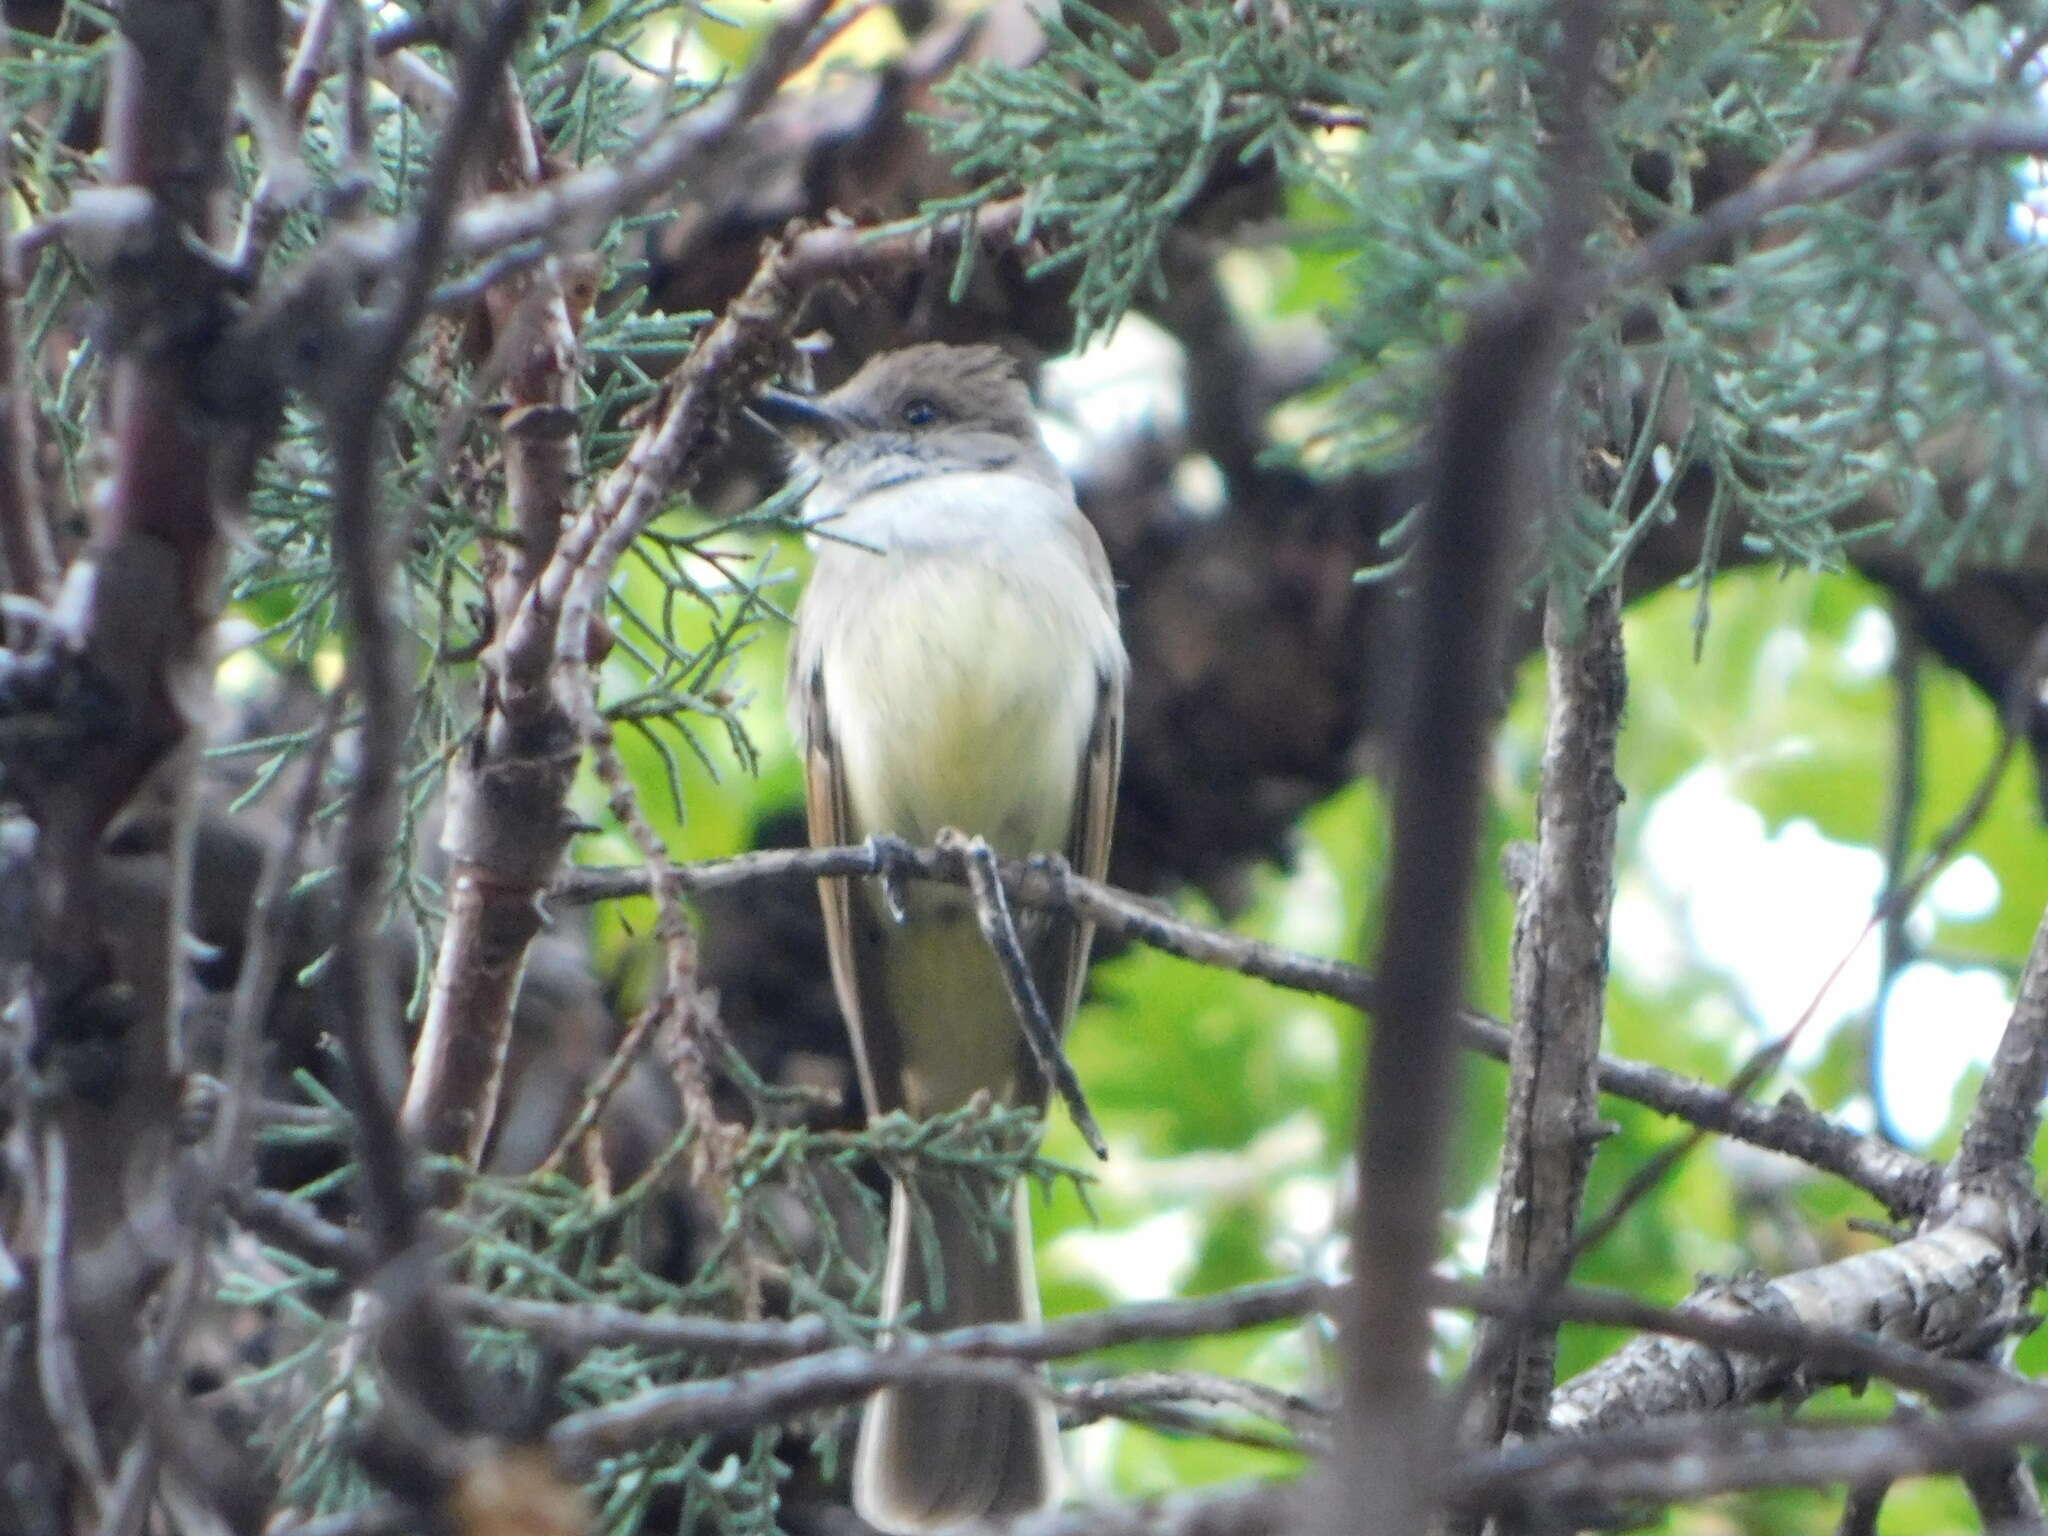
[1534,641,2048,1305]
[35,1126,109,1510]
[527,1257,2023,1470]
[322,0,534,1259]
[1894,243,2048,494]
[1597,117,2048,302]
[438,0,833,267]
[231,0,344,273]
[98,704,340,1536]
[550,1354,1052,1473]
[0,53,55,612]
[1058,1371,1326,1449]
[1769,0,1897,172]
[1871,600,1921,1144]
[1954,857,2048,1178]
[225,1165,2029,1468]
[1449,1375,2048,1515]
[318,2,537,1441]
[950,831,1108,1159]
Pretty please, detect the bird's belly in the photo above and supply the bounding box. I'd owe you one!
[824,559,1094,860]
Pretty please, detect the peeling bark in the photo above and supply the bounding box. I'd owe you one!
[400,84,583,1165]
[1471,587,1625,1450]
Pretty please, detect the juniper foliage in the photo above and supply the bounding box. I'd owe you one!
[936,0,2048,610]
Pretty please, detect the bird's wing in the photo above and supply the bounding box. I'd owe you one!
[797,659,910,1118]
[1009,668,1123,1101]
[1010,481,1127,1089]
[1057,508,1127,1025]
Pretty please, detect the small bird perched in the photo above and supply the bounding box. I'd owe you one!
[759,343,1126,1533]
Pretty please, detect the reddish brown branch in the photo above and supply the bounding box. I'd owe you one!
[399,75,583,1167]
[0,3,237,1520]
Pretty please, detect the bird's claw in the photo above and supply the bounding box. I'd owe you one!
[867,832,918,924]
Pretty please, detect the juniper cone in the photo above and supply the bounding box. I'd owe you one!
[763,344,1126,1533]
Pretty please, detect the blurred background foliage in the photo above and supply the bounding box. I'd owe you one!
[37,0,2038,1525]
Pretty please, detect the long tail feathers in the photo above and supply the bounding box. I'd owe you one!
[853,1182,1062,1533]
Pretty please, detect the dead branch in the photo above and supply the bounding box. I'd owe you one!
[1950,904,2048,1523]
[1452,1378,2048,1515]
[1545,1177,2039,1433]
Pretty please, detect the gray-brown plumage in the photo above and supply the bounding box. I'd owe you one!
[765,345,1125,1533]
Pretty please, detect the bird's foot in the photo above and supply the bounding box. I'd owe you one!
[866,832,919,924]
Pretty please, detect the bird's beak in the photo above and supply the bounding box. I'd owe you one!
[750,386,847,442]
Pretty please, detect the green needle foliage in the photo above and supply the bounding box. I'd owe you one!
[933,0,2048,609]
[249,1088,1075,1531]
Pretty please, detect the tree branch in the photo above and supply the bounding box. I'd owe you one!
[315,1,538,1445]
[1956,906,2048,1178]
[399,68,583,1167]
[555,842,1941,1217]
[1469,587,1625,1450]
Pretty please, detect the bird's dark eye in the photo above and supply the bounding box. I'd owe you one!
[900,397,941,427]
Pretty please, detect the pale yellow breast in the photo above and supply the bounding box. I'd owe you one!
[822,554,1099,859]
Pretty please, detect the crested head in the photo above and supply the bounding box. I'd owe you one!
[825,343,1038,442]
[756,342,1063,502]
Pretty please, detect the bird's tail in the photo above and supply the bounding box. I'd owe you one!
[852,1179,1062,1533]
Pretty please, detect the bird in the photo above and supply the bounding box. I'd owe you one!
[760,342,1126,1533]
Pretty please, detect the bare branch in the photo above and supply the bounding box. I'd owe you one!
[1947,903,2048,1523]
[1546,1178,2041,1432]
[1058,1372,1326,1449]
[99,706,338,1536]
[963,1483,1301,1536]
[1469,587,1625,1448]
[35,1127,109,1512]
[399,67,583,1167]
[1332,199,1579,1536]
[437,0,834,267]
[1956,907,2048,1177]
[554,842,1941,1216]
[230,0,343,272]
[319,0,533,1258]
[1453,1378,2048,1516]
[316,4,538,1444]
